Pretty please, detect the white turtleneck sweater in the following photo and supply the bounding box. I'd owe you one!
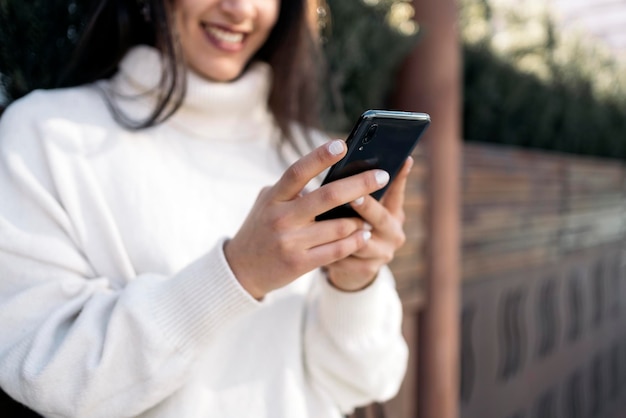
[0,47,408,418]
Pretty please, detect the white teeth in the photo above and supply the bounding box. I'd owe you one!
[205,26,244,44]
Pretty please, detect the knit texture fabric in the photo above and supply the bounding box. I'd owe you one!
[0,46,408,418]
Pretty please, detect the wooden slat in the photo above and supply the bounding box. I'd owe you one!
[460,143,626,282]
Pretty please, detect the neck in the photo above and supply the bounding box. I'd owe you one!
[106,45,277,141]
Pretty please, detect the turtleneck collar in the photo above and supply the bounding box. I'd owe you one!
[106,45,278,142]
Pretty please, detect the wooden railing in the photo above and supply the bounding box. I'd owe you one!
[460,143,626,418]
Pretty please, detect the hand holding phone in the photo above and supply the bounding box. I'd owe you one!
[315,110,430,221]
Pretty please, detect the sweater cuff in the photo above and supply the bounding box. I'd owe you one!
[148,238,261,354]
[317,266,397,341]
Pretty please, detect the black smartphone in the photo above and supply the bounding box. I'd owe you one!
[315,110,430,221]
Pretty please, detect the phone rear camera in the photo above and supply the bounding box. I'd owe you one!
[363,124,378,145]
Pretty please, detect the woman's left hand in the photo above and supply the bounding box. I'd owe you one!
[323,157,413,291]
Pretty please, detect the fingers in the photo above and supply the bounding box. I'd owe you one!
[296,217,366,248]
[349,234,396,262]
[298,169,390,219]
[307,228,372,266]
[381,156,413,217]
[344,156,411,230]
[272,140,346,202]
[351,195,395,232]
[319,158,412,292]
[350,195,406,247]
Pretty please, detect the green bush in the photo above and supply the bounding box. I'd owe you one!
[321,0,420,132]
[463,42,626,159]
[460,0,626,159]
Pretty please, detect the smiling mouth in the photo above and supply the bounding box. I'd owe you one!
[201,24,246,51]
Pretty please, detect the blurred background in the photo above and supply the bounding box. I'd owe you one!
[2,0,626,417]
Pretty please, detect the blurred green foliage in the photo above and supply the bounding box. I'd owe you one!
[321,0,420,131]
[460,0,626,159]
[464,43,626,158]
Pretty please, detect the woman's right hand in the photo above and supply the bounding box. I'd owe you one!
[223,140,390,299]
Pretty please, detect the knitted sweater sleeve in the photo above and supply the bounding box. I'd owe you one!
[303,267,409,414]
[0,96,261,417]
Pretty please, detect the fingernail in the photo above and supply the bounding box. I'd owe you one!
[353,196,365,206]
[328,140,344,156]
[375,170,390,186]
[362,230,372,241]
[363,222,373,231]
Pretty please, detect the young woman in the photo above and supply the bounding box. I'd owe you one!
[0,1,410,417]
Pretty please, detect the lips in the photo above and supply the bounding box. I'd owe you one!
[201,23,247,52]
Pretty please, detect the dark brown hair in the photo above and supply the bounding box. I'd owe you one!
[60,0,322,149]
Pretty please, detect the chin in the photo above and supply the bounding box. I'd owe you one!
[213,73,242,82]
[193,62,246,83]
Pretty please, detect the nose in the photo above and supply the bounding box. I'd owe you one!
[220,0,255,21]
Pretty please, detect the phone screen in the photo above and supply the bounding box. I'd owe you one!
[316,110,430,220]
